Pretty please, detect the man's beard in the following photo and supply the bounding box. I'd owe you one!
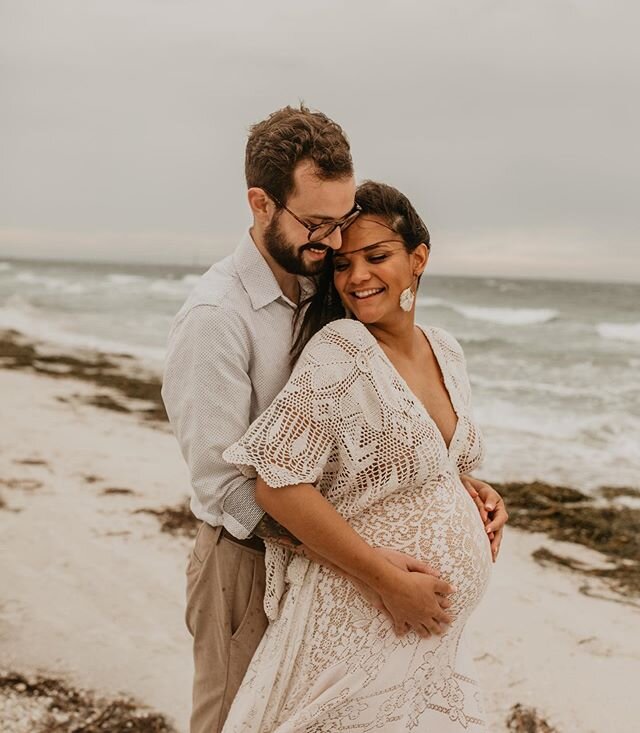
[264,215,327,276]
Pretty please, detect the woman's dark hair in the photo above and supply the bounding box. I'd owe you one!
[290,180,430,365]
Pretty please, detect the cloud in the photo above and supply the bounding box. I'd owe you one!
[1,1,639,281]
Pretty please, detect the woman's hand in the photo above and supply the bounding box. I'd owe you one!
[460,475,508,562]
[373,546,441,578]
[255,477,455,638]
[377,567,456,638]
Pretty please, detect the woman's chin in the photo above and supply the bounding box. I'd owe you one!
[349,305,384,324]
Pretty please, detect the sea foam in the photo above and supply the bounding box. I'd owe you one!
[416,295,558,325]
[14,271,88,294]
[597,322,640,344]
[0,300,164,363]
[454,305,558,325]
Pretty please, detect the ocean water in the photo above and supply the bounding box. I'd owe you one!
[1,257,639,492]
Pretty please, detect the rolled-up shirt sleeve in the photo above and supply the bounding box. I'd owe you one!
[162,304,264,539]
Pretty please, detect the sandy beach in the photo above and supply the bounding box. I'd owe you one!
[1,329,639,733]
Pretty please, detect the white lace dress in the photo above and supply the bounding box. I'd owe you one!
[222,318,492,732]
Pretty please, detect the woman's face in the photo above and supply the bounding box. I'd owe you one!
[333,216,428,325]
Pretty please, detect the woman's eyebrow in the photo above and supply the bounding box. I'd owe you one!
[336,240,404,257]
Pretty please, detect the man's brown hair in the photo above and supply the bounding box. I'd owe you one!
[245,104,353,204]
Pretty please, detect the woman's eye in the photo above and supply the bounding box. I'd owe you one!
[368,255,388,263]
[334,262,349,272]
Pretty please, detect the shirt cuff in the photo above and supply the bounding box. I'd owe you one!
[221,478,265,540]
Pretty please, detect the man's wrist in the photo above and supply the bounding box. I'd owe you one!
[252,513,302,547]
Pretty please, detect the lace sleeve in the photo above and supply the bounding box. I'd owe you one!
[222,319,361,488]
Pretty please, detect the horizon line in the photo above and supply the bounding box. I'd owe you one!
[1,253,638,288]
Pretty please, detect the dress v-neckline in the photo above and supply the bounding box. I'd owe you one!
[367,323,461,455]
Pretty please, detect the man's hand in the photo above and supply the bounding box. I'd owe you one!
[460,475,508,562]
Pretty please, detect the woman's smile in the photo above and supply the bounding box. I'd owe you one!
[351,287,385,300]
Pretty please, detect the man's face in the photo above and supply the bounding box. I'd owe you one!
[264,160,356,276]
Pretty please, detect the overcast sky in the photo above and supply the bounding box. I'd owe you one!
[1,0,639,281]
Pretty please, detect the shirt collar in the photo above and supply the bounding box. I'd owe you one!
[233,232,285,311]
[233,232,315,311]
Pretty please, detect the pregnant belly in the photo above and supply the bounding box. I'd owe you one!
[349,473,493,623]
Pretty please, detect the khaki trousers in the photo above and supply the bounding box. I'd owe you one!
[186,522,268,733]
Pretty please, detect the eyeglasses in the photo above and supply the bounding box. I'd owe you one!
[265,191,361,243]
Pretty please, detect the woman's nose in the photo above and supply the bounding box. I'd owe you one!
[348,257,371,284]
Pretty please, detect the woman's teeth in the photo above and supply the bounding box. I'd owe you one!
[352,288,384,299]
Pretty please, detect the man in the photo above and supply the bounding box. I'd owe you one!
[162,105,508,733]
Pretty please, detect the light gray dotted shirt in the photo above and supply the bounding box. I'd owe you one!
[162,232,310,539]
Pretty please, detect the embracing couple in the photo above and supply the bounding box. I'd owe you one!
[162,105,509,733]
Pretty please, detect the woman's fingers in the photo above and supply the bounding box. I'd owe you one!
[426,618,445,635]
[490,526,504,561]
[474,494,489,524]
[461,476,479,499]
[434,579,456,596]
[463,479,490,523]
[485,502,509,534]
[408,558,440,577]
[480,486,502,511]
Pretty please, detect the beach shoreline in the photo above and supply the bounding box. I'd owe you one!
[1,329,639,732]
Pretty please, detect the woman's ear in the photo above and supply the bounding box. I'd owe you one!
[413,242,430,277]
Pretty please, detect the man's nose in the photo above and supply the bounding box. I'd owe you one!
[322,227,342,251]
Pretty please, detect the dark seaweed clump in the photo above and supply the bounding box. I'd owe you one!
[506,703,559,732]
[135,498,199,538]
[0,330,167,422]
[0,672,177,732]
[493,481,640,597]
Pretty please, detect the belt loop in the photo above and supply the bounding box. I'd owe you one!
[213,524,224,544]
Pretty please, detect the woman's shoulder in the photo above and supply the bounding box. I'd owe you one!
[294,319,374,375]
[306,318,372,352]
[419,324,466,362]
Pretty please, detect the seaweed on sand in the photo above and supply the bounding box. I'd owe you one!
[0,330,167,423]
[134,498,199,538]
[0,672,178,733]
[492,481,640,596]
[506,703,559,732]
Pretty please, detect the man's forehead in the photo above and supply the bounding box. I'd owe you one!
[288,162,355,215]
[291,160,326,191]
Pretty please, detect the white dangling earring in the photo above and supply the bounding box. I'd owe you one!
[399,286,415,312]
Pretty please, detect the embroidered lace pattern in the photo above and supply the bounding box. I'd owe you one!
[222,318,492,732]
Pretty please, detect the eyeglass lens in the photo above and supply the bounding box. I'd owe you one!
[308,209,360,242]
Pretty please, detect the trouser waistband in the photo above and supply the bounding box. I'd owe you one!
[220,527,265,552]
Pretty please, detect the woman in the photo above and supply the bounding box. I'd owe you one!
[221,181,493,731]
